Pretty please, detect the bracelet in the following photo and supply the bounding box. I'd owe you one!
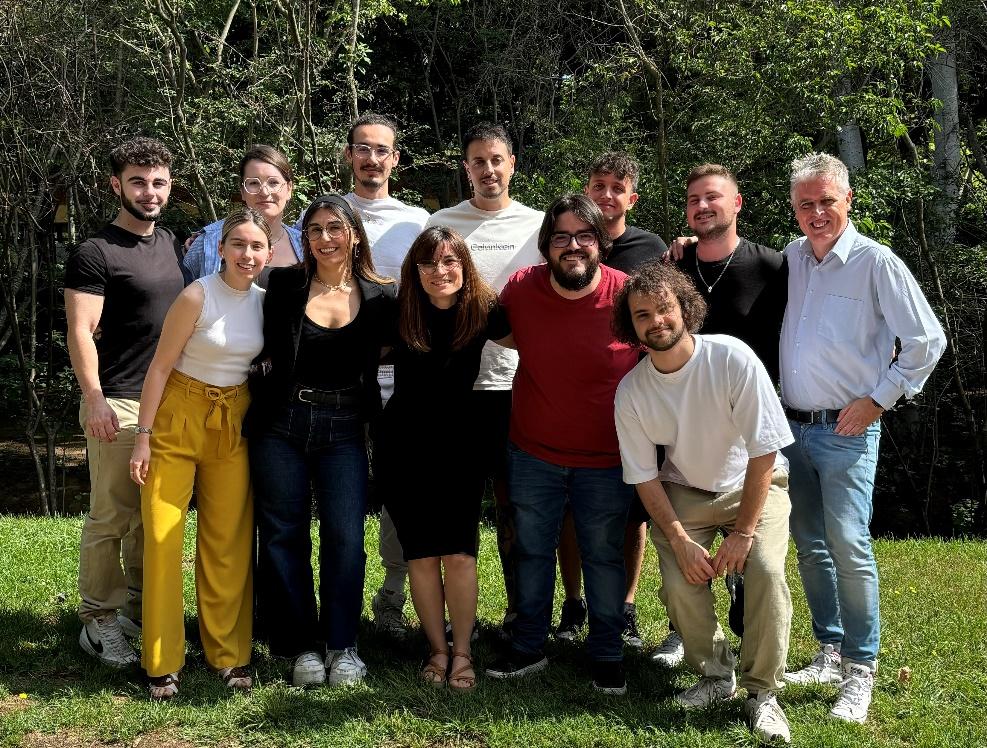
[732,530,754,539]
[134,426,153,435]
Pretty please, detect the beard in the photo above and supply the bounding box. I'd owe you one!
[120,192,166,222]
[691,215,731,241]
[549,250,600,291]
[641,324,685,352]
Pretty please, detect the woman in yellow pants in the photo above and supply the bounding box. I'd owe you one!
[130,207,272,700]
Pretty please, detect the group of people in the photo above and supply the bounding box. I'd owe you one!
[65,113,946,744]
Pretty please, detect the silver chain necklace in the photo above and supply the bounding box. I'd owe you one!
[695,245,737,293]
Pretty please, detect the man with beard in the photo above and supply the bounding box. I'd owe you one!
[65,137,185,667]
[424,123,543,637]
[484,194,638,694]
[613,263,795,744]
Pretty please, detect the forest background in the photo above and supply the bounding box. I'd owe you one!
[1,0,985,535]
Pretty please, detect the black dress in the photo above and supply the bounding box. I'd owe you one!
[378,302,510,560]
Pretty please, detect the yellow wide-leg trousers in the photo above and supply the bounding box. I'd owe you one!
[141,370,253,677]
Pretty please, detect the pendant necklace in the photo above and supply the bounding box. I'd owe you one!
[313,273,351,293]
[695,243,738,293]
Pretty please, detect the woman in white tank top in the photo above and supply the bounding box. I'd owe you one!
[129,208,272,700]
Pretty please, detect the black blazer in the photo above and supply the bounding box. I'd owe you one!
[244,264,398,436]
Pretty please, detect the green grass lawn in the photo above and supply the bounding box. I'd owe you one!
[1,514,985,747]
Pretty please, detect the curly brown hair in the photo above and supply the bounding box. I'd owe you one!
[612,262,707,345]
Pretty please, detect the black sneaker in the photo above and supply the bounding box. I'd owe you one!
[622,602,644,649]
[591,660,627,695]
[726,572,745,638]
[554,598,587,641]
[484,649,549,679]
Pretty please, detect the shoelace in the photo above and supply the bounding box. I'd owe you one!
[334,647,363,670]
[97,618,133,658]
[753,696,789,729]
[838,671,871,707]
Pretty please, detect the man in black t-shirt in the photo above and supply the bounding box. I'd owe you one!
[65,137,185,667]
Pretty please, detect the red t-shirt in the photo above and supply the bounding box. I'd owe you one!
[500,264,638,468]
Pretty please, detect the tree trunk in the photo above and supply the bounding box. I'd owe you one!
[928,35,960,246]
[837,121,866,172]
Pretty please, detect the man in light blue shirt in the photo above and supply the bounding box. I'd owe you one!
[779,153,945,724]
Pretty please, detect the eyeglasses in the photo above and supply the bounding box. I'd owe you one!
[350,143,396,160]
[306,223,348,241]
[417,257,462,275]
[242,177,287,194]
[550,231,599,249]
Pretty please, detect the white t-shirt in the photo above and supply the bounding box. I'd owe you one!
[425,199,544,390]
[615,334,793,494]
[345,192,430,282]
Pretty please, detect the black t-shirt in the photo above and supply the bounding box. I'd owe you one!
[605,225,669,274]
[677,237,787,382]
[64,224,185,398]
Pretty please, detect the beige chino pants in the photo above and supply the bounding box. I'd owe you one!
[652,473,792,693]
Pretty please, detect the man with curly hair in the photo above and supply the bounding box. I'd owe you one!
[613,263,795,744]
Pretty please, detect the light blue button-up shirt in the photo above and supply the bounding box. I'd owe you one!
[779,221,945,411]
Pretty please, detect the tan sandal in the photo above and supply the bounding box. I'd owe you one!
[449,652,476,693]
[217,665,252,691]
[148,672,179,701]
[421,650,449,687]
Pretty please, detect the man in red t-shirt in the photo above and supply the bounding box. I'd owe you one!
[484,194,639,695]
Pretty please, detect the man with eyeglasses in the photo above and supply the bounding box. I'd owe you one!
[65,137,185,667]
[484,194,638,695]
[423,122,544,640]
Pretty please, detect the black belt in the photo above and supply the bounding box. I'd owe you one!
[784,406,842,425]
[292,386,361,408]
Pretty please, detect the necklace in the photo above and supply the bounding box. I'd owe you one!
[270,226,286,246]
[313,273,351,293]
[695,245,737,293]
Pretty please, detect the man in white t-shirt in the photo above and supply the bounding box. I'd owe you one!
[296,114,429,639]
[424,123,543,634]
[612,263,795,745]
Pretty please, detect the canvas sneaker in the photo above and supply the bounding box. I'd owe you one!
[292,651,326,687]
[554,598,587,641]
[326,647,367,685]
[622,603,644,649]
[675,671,737,709]
[371,588,408,638]
[651,630,685,667]
[745,691,791,744]
[829,662,874,723]
[783,643,843,685]
[485,649,548,679]
[79,613,138,668]
[591,660,627,695]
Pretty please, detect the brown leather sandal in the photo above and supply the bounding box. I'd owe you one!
[449,652,476,693]
[218,665,252,691]
[148,672,179,700]
[421,650,449,687]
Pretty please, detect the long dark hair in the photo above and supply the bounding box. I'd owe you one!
[398,226,496,352]
[300,194,392,285]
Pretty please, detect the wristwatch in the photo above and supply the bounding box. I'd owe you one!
[134,426,153,435]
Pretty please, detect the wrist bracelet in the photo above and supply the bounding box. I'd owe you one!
[732,530,754,539]
[134,426,153,435]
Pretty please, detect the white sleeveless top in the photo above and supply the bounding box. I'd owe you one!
[175,273,265,386]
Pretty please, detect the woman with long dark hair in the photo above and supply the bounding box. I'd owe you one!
[246,194,396,687]
[377,226,511,692]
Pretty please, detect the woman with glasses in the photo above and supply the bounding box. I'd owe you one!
[183,144,303,288]
[375,226,512,692]
[245,194,396,688]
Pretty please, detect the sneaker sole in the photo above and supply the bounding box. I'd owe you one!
[827,708,867,724]
[328,671,367,686]
[782,671,842,685]
[651,655,685,668]
[592,682,628,696]
[675,689,738,710]
[293,671,326,687]
[554,630,580,641]
[78,628,137,668]
[484,657,548,679]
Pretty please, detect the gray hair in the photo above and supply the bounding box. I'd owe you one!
[789,153,850,203]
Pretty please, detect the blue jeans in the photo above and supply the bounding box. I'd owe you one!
[251,399,368,657]
[508,443,632,661]
[784,420,881,665]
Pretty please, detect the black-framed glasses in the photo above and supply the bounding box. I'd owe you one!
[550,231,598,249]
[350,143,396,160]
[417,257,461,275]
[242,177,287,194]
[306,223,348,241]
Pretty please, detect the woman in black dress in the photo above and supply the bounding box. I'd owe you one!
[378,226,511,692]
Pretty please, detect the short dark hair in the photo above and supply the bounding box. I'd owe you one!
[347,113,399,146]
[462,123,513,160]
[588,152,641,190]
[612,263,707,345]
[239,144,294,182]
[109,137,172,176]
[537,194,613,260]
[685,163,737,190]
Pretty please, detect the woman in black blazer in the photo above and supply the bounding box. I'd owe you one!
[246,194,397,688]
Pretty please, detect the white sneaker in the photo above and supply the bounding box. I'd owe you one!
[79,614,138,668]
[829,662,874,723]
[675,672,737,709]
[746,691,791,744]
[651,630,685,667]
[292,651,326,687]
[371,588,408,638]
[118,615,142,639]
[326,647,367,686]
[783,643,843,685]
